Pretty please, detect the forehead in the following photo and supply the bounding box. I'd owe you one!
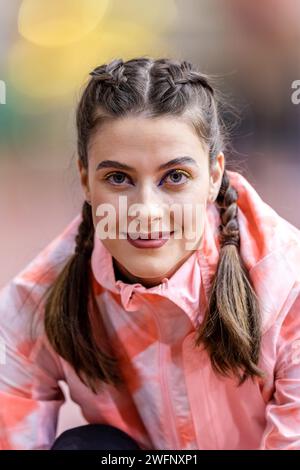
[88,115,208,168]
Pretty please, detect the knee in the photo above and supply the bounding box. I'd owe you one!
[51,423,141,450]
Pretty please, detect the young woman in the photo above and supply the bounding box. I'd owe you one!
[1,57,300,450]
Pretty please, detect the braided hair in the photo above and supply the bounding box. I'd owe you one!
[45,56,262,392]
[45,201,122,392]
[195,171,262,383]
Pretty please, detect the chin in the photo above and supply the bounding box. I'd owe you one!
[127,260,172,280]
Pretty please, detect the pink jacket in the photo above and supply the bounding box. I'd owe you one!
[1,170,300,450]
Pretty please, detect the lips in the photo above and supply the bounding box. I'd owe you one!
[127,231,174,240]
[127,232,174,249]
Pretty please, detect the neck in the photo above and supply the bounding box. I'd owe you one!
[112,251,195,288]
[112,259,160,287]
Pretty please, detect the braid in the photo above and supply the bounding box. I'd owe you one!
[179,60,215,94]
[89,58,128,88]
[143,61,216,133]
[195,170,263,384]
[44,201,122,393]
[216,171,240,249]
[74,201,94,256]
[149,58,214,104]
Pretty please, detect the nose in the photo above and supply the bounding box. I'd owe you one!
[129,184,164,232]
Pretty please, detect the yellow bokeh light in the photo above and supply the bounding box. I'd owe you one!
[18,0,111,47]
[111,0,178,32]
[8,21,166,104]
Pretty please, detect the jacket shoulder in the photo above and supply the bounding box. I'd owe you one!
[0,214,81,345]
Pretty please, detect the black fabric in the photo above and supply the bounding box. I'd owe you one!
[50,424,141,450]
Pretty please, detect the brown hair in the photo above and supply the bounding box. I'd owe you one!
[44,56,263,392]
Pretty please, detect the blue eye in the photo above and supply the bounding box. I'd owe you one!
[162,169,191,185]
[105,172,132,186]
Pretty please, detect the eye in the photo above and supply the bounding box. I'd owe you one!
[161,169,191,186]
[104,169,191,187]
[104,171,133,186]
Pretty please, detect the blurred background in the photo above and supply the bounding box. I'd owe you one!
[1,0,300,436]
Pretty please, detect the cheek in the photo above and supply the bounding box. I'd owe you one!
[92,183,118,205]
[92,188,120,230]
[168,176,210,207]
[170,186,208,230]
[179,195,207,249]
[184,178,210,201]
[100,238,121,257]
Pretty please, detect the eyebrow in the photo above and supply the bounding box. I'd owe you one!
[96,157,198,172]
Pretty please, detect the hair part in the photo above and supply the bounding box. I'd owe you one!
[44,56,263,392]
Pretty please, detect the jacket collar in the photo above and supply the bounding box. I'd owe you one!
[90,170,300,333]
[90,224,203,328]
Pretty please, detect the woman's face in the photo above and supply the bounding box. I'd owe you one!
[78,115,224,287]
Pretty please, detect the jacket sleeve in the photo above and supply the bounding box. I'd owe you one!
[260,290,300,449]
[0,280,66,450]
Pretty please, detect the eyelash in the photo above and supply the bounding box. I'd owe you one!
[104,169,192,187]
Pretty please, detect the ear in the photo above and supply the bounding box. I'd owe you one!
[208,152,225,203]
[77,158,91,203]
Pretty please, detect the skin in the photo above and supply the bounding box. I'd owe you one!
[78,115,224,288]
